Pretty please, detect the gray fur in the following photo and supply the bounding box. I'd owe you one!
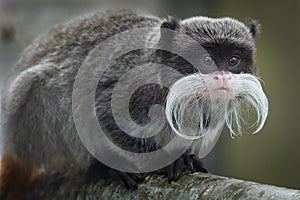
[180,17,256,49]
[0,9,259,174]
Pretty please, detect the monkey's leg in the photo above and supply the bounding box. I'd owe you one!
[86,161,144,189]
[165,150,207,182]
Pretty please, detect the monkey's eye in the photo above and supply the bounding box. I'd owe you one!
[201,55,214,66]
[228,56,240,67]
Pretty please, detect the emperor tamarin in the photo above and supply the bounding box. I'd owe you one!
[0,9,268,199]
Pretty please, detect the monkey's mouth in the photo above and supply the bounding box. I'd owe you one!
[217,87,230,91]
[204,86,232,92]
[204,87,230,92]
[203,86,236,100]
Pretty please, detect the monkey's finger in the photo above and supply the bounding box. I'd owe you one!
[173,157,184,181]
[117,171,138,189]
[191,155,208,173]
[165,163,174,183]
[130,173,144,183]
[108,170,138,189]
[183,153,194,172]
[108,169,122,181]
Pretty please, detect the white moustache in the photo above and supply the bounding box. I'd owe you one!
[165,72,269,158]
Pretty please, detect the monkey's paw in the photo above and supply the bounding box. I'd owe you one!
[165,151,207,182]
[108,169,144,189]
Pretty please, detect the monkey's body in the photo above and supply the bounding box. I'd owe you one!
[0,9,268,199]
[2,10,161,173]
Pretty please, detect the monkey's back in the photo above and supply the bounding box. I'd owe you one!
[1,9,161,173]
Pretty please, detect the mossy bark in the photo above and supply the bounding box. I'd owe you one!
[27,173,300,200]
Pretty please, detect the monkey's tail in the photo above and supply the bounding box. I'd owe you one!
[0,153,40,200]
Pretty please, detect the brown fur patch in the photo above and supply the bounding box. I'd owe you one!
[0,153,41,200]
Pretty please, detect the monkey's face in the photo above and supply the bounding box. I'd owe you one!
[196,42,255,100]
[161,17,268,155]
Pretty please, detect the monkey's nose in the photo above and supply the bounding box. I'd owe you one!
[213,74,232,87]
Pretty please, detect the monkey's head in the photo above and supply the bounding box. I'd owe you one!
[158,16,268,156]
[160,16,260,74]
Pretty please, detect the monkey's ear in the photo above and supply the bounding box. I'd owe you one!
[245,19,261,38]
[158,17,180,48]
[160,17,181,30]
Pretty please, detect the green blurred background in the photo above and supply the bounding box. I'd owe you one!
[0,0,299,190]
[211,0,300,190]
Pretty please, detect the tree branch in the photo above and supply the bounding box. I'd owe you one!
[27,173,300,200]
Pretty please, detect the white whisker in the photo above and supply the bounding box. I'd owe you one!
[165,72,269,156]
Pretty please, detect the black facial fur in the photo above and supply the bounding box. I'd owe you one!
[202,43,255,74]
[159,17,259,75]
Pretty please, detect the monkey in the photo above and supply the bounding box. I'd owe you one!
[0,9,268,199]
